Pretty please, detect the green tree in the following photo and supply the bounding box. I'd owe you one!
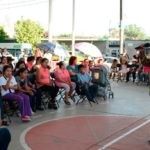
[124,24,146,40]
[99,35,109,40]
[0,26,8,41]
[15,19,44,50]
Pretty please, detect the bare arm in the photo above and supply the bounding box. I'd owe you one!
[68,70,76,76]
[2,77,12,91]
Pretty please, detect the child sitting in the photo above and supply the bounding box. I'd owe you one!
[0,65,31,122]
[77,65,98,102]
[15,68,37,112]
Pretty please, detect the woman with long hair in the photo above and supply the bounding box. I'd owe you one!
[36,58,59,110]
[67,56,78,82]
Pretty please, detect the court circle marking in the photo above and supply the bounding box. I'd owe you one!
[19,114,141,150]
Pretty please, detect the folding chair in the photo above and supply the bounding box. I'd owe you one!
[41,92,51,110]
[56,88,65,103]
[1,98,19,123]
[75,85,96,107]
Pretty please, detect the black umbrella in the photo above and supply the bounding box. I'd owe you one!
[135,43,150,50]
[143,43,150,47]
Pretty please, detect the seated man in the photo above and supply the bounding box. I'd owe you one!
[77,65,98,103]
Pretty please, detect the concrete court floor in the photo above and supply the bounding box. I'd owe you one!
[6,81,150,150]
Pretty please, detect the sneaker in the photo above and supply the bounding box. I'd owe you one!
[89,99,96,103]
[21,116,31,122]
[52,103,58,110]
[70,95,76,102]
[36,107,44,111]
[64,100,71,105]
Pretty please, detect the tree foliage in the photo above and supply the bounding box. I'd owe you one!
[15,19,44,49]
[0,26,8,41]
[124,24,145,40]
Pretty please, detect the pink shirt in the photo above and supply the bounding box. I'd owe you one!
[54,68,70,87]
[143,66,150,73]
[36,66,50,88]
[26,62,33,71]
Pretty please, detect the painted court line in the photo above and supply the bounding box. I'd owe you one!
[99,119,150,150]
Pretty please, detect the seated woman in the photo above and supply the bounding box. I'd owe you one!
[77,65,98,102]
[31,57,42,73]
[67,56,78,82]
[15,68,37,112]
[29,57,42,86]
[14,61,27,76]
[26,56,35,72]
[109,59,118,79]
[55,61,76,105]
[118,59,129,80]
[138,63,149,83]
[0,65,31,121]
[36,58,59,110]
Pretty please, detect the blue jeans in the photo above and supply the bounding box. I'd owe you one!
[138,72,148,82]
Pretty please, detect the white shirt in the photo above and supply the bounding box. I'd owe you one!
[0,76,17,96]
[43,53,52,61]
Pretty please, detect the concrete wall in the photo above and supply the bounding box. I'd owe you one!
[125,40,150,59]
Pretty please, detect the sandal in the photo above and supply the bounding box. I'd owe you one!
[48,103,58,110]
[64,100,71,105]
[1,120,9,126]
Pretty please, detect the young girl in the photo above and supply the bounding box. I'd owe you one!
[16,68,36,112]
[109,59,118,79]
[118,60,129,81]
[0,65,31,121]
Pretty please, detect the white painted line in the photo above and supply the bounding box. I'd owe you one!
[99,119,150,150]
[19,114,141,150]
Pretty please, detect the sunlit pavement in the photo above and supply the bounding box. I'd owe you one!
[8,81,150,150]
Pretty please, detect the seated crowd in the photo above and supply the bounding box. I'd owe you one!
[0,55,105,125]
[109,54,150,83]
